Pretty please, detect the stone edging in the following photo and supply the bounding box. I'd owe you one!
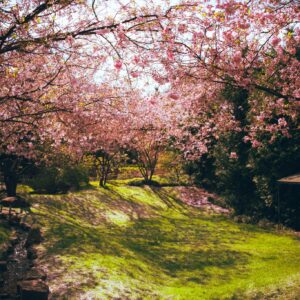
[0,214,49,300]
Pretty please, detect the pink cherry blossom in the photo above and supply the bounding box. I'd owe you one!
[115,60,123,70]
[230,152,238,159]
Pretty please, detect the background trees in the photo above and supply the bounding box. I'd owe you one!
[0,0,299,226]
[149,0,300,227]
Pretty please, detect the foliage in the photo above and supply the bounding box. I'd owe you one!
[84,149,125,187]
[1,1,298,211]
[249,130,300,229]
[188,128,300,228]
[185,83,300,228]
[27,164,89,194]
[213,133,258,215]
[157,151,187,185]
[0,153,37,196]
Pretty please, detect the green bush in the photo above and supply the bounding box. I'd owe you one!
[28,164,89,194]
[249,132,300,229]
[28,167,59,194]
[128,179,160,187]
[60,165,89,191]
[185,126,300,229]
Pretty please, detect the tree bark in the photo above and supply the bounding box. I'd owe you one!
[4,174,17,197]
[1,156,19,197]
[99,177,105,187]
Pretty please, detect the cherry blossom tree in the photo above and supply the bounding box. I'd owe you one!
[153,1,299,100]
[145,0,300,155]
[0,0,194,184]
[0,0,173,194]
[1,0,299,196]
[85,148,124,187]
[125,94,185,184]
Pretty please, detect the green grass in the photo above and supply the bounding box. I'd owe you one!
[24,181,300,299]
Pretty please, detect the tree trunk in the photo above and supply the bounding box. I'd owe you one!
[99,177,105,187]
[103,171,108,186]
[2,156,19,197]
[149,173,153,184]
[144,172,149,184]
[4,174,17,197]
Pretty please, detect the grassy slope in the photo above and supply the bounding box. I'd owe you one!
[23,181,300,300]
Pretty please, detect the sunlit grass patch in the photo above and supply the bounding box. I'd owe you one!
[105,210,132,226]
[23,180,300,299]
[17,184,34,194]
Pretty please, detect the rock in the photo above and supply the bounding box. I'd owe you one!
[25,227,42,247]
[0,261,7,272]
[17,280,49,300]
[257,218,274,228]
[233,215,253,224]
[25,268,47,281]
[0,196,16,206]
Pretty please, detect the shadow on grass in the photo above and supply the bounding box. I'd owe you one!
[41,203,252,290]
[28,183,97,196]
[104,184,169,217]
[148,186,193,216]
[121,219,251,283]
[28,185,299,299]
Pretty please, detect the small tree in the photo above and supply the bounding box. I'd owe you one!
[85,149,125,188]
[135,142,161,184]
[127,95,182,184]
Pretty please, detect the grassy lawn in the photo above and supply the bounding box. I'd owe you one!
[23,181,300,299]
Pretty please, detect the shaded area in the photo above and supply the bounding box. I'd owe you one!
[0,230,30,296]
[0,222,11,254]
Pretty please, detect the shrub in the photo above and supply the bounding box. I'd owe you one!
[28,167,59,194]
[128,179,160,187]
[28,164,89,194]
[60,165,89,191]
[186,127,300,229]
